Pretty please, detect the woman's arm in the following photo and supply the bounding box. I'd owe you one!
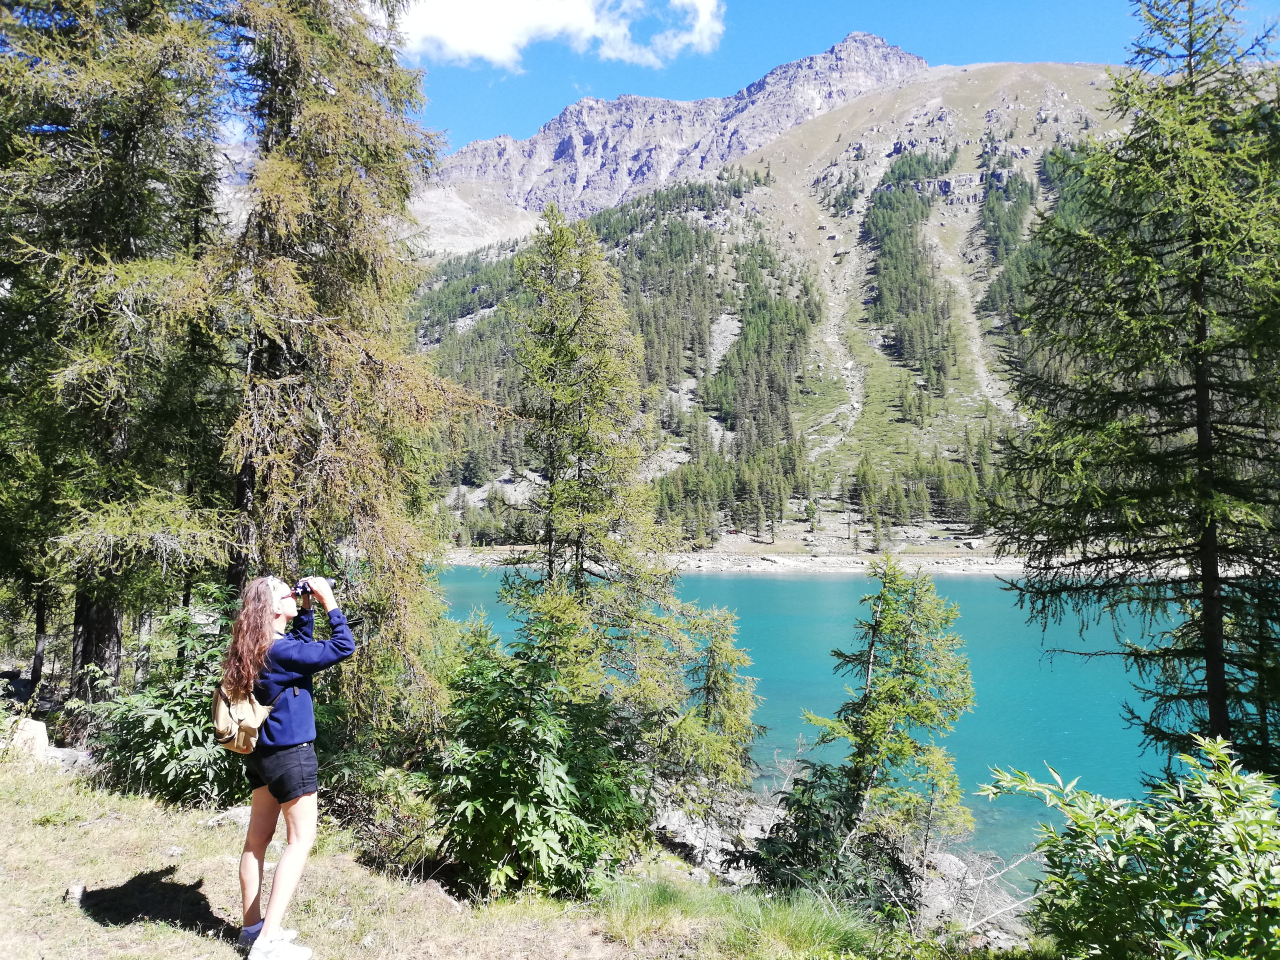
[272,610,354,673]
[291,605,315,642]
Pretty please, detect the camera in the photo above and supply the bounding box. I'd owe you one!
[293,577,336,597]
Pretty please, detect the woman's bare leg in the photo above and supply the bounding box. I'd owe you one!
[240,786,281,926]
[259,792,317,939]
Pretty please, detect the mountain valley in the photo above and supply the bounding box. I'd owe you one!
[416,37,1123,555]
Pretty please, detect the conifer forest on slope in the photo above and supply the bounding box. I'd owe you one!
[421,126,1068,549]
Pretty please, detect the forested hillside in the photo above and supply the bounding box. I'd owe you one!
[421,172,826,546]
[424,132,1043,546]
[420,60,1124,553]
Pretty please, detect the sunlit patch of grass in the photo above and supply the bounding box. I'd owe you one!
[718,892,874,960]
[597,877,727,947]
[596,878,876,960]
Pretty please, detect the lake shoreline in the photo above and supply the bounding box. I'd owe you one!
[445,548,1025,577]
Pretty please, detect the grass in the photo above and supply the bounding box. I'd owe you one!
[1,759,1058,960]
[595,874,876,959]
[0,760,625,960]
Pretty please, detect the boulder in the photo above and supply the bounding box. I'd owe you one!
[4,718,49,759]
[929,851,970,883]
[205,806,253,829]
[44,745,93,774]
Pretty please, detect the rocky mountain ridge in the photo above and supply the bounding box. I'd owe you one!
[415,32,926,251]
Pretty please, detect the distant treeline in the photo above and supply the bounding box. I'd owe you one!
[979,145,1084,335]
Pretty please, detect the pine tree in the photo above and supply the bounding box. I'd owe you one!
[0,0,228,704]
[503,206,760,801]
[990,0,1280,770]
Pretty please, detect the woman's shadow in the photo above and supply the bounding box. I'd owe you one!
[80,866,237,942]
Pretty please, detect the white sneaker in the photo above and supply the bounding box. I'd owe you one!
[239,926,298,950]
[248,931,312,960]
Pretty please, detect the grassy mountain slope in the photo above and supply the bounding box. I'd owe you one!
[419,63,1118,554]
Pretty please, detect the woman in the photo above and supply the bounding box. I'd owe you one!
[221,575,354,960]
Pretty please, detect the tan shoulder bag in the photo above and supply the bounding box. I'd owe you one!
[212,684,289,754]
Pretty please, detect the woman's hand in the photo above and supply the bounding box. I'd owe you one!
[302,576,337,612]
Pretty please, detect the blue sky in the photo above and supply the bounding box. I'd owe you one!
[401,1,1280,153]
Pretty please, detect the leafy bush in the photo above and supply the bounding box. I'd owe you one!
[320,748,437,874]
[89,588,247,807]
[982,737,1280,959]
[432,628,649,897]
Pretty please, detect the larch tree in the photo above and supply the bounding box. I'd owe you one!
[502,206,761,804]
[990,0,1280,771]
[745,557,973,905]
[205,0,468,728]
[0,0,230,705]
[2,0,466,733]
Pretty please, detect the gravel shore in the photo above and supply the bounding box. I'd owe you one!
[444,548,1024,577]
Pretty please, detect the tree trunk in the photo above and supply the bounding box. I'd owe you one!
[29,588,48,699]
[1193,313,1230,740]
[70,584,123,704]
[226,459,256,594]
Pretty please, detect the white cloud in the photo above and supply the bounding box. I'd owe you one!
[399,0,725,70]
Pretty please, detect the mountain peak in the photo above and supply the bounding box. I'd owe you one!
[436,32,926,219]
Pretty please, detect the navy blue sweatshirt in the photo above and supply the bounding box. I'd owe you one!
[253,606,355,749]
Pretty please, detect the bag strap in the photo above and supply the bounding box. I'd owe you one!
[216,682,292,709]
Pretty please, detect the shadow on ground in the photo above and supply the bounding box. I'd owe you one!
[80,865,237,941]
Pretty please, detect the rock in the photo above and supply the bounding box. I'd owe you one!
[4,718,48,760]
[268,839,285,856]
[655,794,780,885]
[929,852,969,883]
[0,670,33,702]
[418,33,928,249]
[205,806,253,829]
[65,884,85,905]
[44,745,92,774]
[164,846,185,858]
[688,867,710,885]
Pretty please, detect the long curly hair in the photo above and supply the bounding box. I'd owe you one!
[222,577,282,700]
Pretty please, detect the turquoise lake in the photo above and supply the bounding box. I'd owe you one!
[439,566,1150,864]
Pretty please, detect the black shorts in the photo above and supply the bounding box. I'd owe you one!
[245,742,318,804]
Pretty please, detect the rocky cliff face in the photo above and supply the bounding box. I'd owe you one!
[437,32,927,218]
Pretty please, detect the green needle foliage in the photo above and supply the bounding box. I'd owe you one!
[982,738,1280,959]
[990,0,1280,771]
[745,558,973,908]
[0,0,229,702]
[500,207,760,807]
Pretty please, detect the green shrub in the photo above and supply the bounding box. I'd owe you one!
[432,628,649,897]
[982,737,1280,959]
[89,588,246,807]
